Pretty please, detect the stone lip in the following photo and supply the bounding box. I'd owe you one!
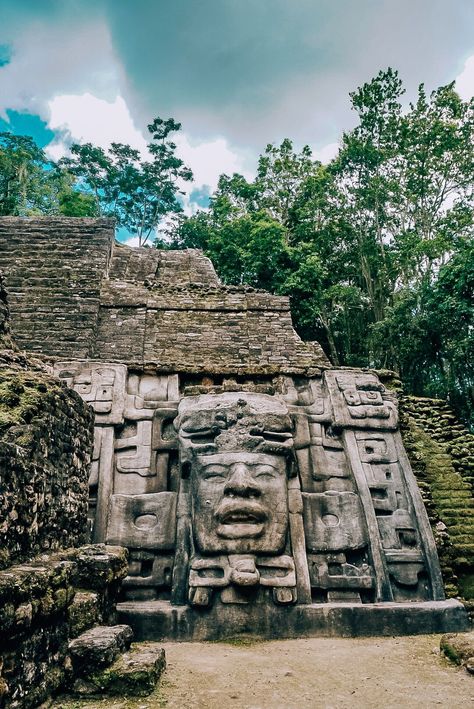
[117,598,469,642]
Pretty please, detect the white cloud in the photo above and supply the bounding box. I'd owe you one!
[46,92,147,158]
[175,133,255,193]
[313,141,339,164]
[122,235,141,248]
[0,17,119,119]
[45,91,253,196]
[455,55,474,100]
[44,91,255,218]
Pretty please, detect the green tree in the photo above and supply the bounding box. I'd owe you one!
[0,132,53,215]
[170,70,474,423]
[61,118,193,245]
[0,132,100,217]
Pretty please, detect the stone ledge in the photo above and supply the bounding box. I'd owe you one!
[0,545,128,641]
[117,598,469,642]
[69,624,133,674]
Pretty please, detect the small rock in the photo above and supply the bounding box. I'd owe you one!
[68,624,133,675]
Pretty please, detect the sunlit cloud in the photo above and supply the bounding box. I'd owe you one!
[46,92,147,158]
[455,55,474,100]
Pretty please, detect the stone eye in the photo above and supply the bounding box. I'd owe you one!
[254,467,276,479]
[203,467,227,481]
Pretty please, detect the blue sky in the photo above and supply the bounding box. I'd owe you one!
[1,0,473,240]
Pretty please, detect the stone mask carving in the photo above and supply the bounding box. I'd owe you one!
[176,393,295,556]
[191,451,288,554]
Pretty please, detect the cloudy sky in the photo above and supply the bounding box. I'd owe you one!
[1,0,473,226]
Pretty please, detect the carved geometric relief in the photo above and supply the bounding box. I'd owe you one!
[106,492,177,549]
[124,373,179,419]
[113,374,179,494]
[307,553,374,591]
[325,370,397,430]
[303,491,367,552]
[54,361,126,424]
[123,552,174,588]
[188,553,297,607]
[363,462,406,513]
[116,420,153,476]
[377,508,420,551]
[355,430,398,463]
[89,426,114,542]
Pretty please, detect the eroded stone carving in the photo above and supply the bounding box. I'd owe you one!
[55,364,445,611]
[54,362,126,424]
[175,393,300,606]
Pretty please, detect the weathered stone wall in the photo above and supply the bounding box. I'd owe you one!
[0,545,128,709]
[0,363,94,570]
[0,217,114,359]
[96,282,326,372]
[0,282,129,708]
[0,218,329,372]
[0,274,15,352]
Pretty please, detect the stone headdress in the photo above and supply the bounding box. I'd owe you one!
[175,392,295,473]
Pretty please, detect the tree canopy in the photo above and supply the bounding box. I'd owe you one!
[170,70,474,424]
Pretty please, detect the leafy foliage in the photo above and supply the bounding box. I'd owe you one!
[170,70,474,424]
[60,118,193,245]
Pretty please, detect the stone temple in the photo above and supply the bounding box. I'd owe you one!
[0,217,468,641]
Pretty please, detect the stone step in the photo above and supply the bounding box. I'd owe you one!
[435,491,474,502]
[68,624,133,675]
[439,509,474,519]
[72,642,166,698]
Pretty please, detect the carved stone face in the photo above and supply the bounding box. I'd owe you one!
[191,451,289,554]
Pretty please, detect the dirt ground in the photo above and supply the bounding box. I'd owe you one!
[54,634,473,709]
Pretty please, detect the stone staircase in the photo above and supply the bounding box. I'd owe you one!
[400,395,474,602]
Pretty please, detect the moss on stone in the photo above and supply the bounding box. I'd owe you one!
[83,643,166,698]
[400,395,474,600]
[0,369,61,436]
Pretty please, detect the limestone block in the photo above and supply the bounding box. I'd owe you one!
[325,370,398,430]
[68,624,133,675]
[123,553,174,588]
[106,493,177,550]
[124,373,178,420]
[355,431,398,463]
[307,553,374,591]
[60,544,129,591]
[303,491,367,552]
[115,420,154,476]
[72,643,166,697]
[68,591,101,639]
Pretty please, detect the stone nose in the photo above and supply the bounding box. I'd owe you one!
[224,463,261,498]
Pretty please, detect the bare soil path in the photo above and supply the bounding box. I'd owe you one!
[55,634,473,709]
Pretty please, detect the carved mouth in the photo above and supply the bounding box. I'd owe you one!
[216,502,267,524]
[220,509,266,524]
